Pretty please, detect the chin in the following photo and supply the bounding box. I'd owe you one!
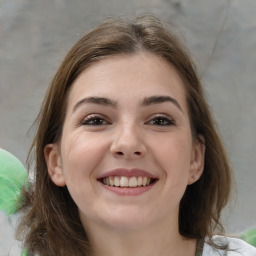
[100,207,157,231]
[105,218,152,232]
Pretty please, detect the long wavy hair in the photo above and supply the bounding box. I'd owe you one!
[17,15,233,255]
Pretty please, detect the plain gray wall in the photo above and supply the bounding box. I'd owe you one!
[0,0,255,254]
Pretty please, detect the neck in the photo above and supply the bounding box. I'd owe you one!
[82,217,197,256]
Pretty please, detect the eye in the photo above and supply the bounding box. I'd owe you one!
[81,114,110,126]
[147,115,175,126]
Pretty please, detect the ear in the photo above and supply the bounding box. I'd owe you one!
[188,135,205,185]
[44,143,66,187]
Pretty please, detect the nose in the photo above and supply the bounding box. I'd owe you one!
[110,124,147,159]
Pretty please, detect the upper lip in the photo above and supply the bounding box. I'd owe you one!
[97,168,158,179]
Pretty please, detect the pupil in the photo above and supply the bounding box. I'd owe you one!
[156,118,164,125]
[92,118,103,125]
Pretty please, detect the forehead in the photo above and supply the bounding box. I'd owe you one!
[67,53,187,109]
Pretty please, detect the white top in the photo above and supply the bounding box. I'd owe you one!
[202,236,256,256]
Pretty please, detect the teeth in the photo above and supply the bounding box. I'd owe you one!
[137,176,142,186]
[102,176,153,188]
[120,176,129,187]
[129,176,137,187]
[142,177,147,186]
[114,176,120,187]
[109,176,114,186]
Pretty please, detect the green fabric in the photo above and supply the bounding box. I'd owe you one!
[0,148,28,215]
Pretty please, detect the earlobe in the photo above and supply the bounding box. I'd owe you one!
[44,144,66,187]
[188,136,205,185]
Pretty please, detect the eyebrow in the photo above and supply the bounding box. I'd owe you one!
[72,95,183,113]
[72,96,118,112]
[141,95,183,113]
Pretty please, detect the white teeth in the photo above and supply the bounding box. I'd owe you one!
[129,176,137,187]
[109,176,114,186]
[137,176,142,186]
[114,176,120,186]
[102,176,153,187]
[142,177,147,186]
[120,176,129,187]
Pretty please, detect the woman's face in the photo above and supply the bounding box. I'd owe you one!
[45,52,204,232]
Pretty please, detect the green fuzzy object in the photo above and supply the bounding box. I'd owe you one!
[240,228,256,248]
[21,248,28,256]
[0,148,28,215]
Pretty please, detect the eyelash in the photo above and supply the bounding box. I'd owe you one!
[146,115,175,126]
[80,114,175,127]
[81,114,110,126]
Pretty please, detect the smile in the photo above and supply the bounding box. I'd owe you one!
[101,176,155,188]
[97,168,158,195]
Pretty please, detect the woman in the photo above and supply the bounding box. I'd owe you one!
[17,15,256,256]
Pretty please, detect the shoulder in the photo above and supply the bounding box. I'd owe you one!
[202,235,256,256]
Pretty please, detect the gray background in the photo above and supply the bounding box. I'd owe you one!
[0,0,255,255]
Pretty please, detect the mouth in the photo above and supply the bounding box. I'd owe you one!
[98,176,158,188]
[97,168,158,195]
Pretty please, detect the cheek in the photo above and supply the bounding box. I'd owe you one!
[156,134,192,187]
[60,133,108,192]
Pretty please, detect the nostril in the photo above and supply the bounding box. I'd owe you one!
[115,151,141,156]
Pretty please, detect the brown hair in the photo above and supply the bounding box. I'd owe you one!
[17,15,233,255]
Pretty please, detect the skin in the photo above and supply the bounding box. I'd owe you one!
[45,52,205,256]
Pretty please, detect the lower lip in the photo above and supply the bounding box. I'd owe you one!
[100,182,156,196]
